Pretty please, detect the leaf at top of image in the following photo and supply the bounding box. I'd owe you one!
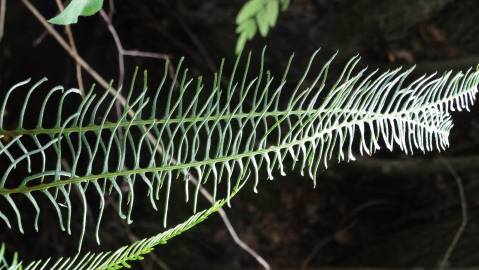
[48,0,104,25]
[236,0,266,24]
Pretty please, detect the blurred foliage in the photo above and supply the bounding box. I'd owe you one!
[235,0,289,54]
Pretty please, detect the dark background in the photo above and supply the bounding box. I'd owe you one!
[1,0,479,269]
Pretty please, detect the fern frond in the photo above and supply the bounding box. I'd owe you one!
[0,244,22,270]
[17,188,237,270]
[0,49,478,251]
[235,0,289,53]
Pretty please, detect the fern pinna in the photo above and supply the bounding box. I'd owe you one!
[0,50,478,269]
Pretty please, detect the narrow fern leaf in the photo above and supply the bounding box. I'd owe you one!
[19,197,227,270]
[0,50,478,250]
[0,243,23,270]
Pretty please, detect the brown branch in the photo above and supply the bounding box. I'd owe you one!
[122,50,169,59]
[98,9,125,89]
[54,0,85,95]
[0,0,6,43]
[107,0,115,20]
[438,156,468,269]
[32,30,48,46]
[98,10,171,89]
[123,49,176,80]
[20,0,127,106]
[163,0,217,72]
[197,182,271,270]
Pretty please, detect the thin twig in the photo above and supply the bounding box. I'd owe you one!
[161,0,217,72]
[123,49,174,75]
[301,200,389,269]
[301,234,336,269]
[21,0,126,105]
[122,49,170,59]
[32,30,48,46]
[98,9,174,121]
[197,182,271,270]
[99,10,171,89]
[98,9,126,120]
[107,0,115,20]
[98,10,125,89]
[54,0,85,95]
[0,0,6,43]
[438,156,468,269]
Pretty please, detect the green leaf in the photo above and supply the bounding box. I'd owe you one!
[235,0,288,54]
[235,20,250,34]
[48,0,104,25]
[235,18,257,53]
[256,7,270,37]
[236,0,266,24]
[265,0,279,27]
[235,32,248,54]
[280,0,290,11]
[236,18,257,39]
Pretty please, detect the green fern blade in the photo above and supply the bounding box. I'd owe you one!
[0,111,457,195]
[16,190,235,270]
[0,50,478,250]
[0,243,22,270]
